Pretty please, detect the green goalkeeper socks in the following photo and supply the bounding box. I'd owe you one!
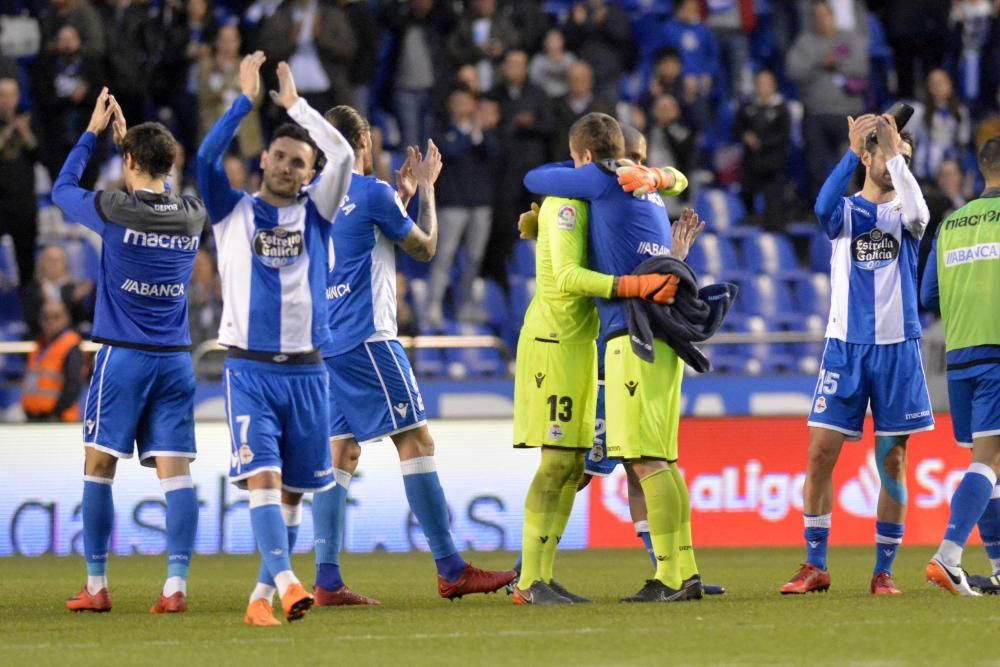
[639,467,682,590]
[670,463,698,580]
[517,448,579,590]
[539,452,585,582]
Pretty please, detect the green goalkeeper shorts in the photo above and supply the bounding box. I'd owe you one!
[513,336,597,449]
[604,336,683,461]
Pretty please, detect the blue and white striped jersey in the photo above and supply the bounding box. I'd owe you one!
[815,151,930,344]
[196,95,353,354]
[320,173,414,357]
[52,132,207,350]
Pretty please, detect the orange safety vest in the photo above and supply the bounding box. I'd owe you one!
[22,329,83,421]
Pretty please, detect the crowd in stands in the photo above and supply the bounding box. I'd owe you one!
[1,0,1000,394]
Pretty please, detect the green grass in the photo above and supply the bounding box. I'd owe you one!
[2,547,998,666]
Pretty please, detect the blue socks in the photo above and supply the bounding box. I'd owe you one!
[83,476,114,579]
[314,469,352,591]
[804,513,831,571]
[249,489,294,589]
[977,485,1000,574]
[636,521,656,568]
[874,521,903,576]
[162,476,198,583]
[401,457,466,581]
[257,503,302,586]
[939,463,998,565]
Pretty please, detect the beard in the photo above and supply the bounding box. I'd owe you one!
[264,172,302,198]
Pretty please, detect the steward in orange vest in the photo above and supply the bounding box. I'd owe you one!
[22,300,85,422]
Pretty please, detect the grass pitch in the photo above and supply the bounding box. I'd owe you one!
[2,547,998,666]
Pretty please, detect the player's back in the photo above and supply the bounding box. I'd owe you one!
[822,193,922,344]
[322,174,415,357]
[522,197,599,344]
[211,187,334,355]
[92,190,206,348]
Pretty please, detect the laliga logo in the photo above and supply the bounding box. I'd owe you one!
[837,450,880,518]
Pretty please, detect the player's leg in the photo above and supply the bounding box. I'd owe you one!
[68,346,148,612]
[139,351,199,612]
[869,339,934,594]
[928,368,1000,595]
[253,489,304,608]
[969,476,1000,593]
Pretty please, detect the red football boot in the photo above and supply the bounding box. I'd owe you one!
[150,592,188,613]
[314,584,380,606]
[438,564,518,600]
[780,563,831,594]
[66,586,112,612]
[870,571,902,595]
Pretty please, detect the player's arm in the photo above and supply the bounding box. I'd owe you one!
[274,62,354,221]
[920,236,941,314]
[51,87,116,234]
[616,163,688,197]
[546,200,614,298]
[877,115,930,238]
[523,162,608,199]
[196,53,262,223]
[815,114,878,239]
[398,140,443,262]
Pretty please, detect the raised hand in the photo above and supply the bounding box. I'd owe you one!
[875,113,901,159]
[269,61,299,110]
[617,163,671,198]
[847,113,877,156]
[110,97,127,146]
[239,51,266,100]
[411,139,442,187]
[86,87,115,135]
[518,202,540,240]
[671,207,706,262]
[395,145,419,204]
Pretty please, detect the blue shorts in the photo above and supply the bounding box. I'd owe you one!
[224,358,334,493]
[83,346,196,467]
[326,340,427,443]
[948,363,1000,447]
[807,338,935,440]
[585,382,621,476]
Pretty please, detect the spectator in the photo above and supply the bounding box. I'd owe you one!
[22,245,94,339]
[528,28,577,99]
[948,0,997,104]
[223,153,250,191]
[427,86,501,329]
[455,63,482,96]
[21,299,84,422]
[551,61,615,160]
[644,93,695,190]
[652,0,719,104]
[380,0,455,148]
[396,272,418,337]
[31,24,104,188]
[486,49,553,283]
[563,0,632,103]
[447,0,519,93]
[167,143,200,197]
[734,69,791,230]
[874,0,949,100]
[259,0,357,113]
[197,23,263,159]
[338,0,381,117]
[704,0,756,99]
[40,0,105,59]
[911,68,972,181]
[786,0,869,199]
[0,76,41,287]
[99,0,156,122]
[188,248,222,348]
[920,158,973,285]
[500,0,549,53]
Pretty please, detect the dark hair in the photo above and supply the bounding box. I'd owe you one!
[323,105,369,152]
[978,136,1000,177]
[620,124,645,156]
[269,123,322,167]
[922,69,964,130]
[865,130,915,156]
[654,47,681,63]
[121,122,177,179]
[569,113,625,161]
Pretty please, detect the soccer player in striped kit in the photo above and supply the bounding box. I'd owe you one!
[54,89,207,614]
[781,114,933,595]
[196,53,354,625]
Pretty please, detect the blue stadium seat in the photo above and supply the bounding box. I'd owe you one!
[739,232,800,275]
[413,348,445,377]
[737,274,794,319]
[791,272,831,317]
[443,322,505,377]
[809,232,833,273]
[508,275,535,326]
[685,233,739,277]
[695,188,746,233]
[61,239,101,282]
[509,240,536,278]
[0,235,18,287]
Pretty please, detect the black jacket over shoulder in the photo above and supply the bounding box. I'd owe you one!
[624,256,738,373]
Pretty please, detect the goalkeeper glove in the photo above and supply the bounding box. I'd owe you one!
[616,164,673,197]
[615,274,680,304]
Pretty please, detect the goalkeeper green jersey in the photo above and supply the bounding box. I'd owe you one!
[520,197,614,345]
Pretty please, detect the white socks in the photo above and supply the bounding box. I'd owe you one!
[87,575,108,595]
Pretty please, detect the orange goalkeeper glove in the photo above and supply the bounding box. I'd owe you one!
[616,164,671,197]
[615,274,680,304]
